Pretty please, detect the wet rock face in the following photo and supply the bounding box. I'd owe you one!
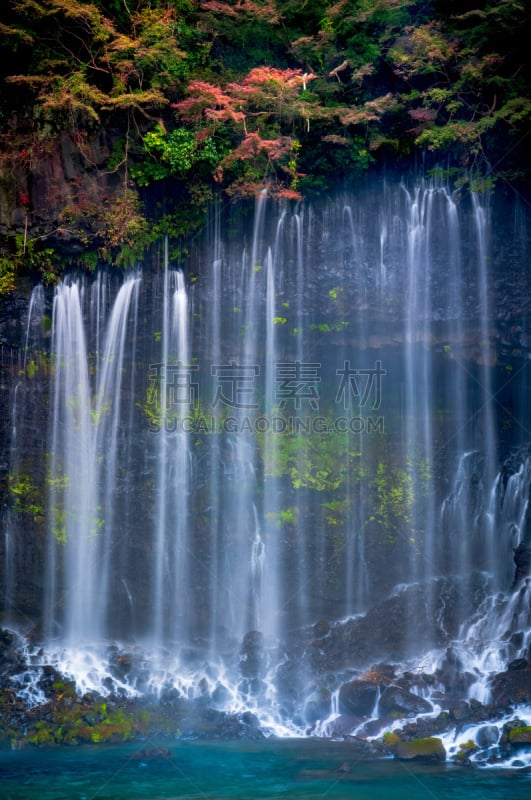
[434,647,477,699]
[179,707,265,740]
[303,578,463,674]
[0,129,116,247]
[0,629,23,671]
[508,658,528,671]
[240,630,265,679]
[475,724,500,749]
[338,680,379,717]
[304,688,332,724]
[0,628,269,745]
[491,661,531,706]
[513,543,531,583]
[378,684,432,717]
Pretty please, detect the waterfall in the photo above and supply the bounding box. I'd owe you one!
[207,205,223,653]
[3,177,531,738]
[262,248,280,641]
[46,275,140,643]
[442,450,531,702]
[151,254,192,648]
[403,185,436,603]
[47,282,95,642]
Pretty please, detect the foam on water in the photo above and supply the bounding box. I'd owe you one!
[439,706,531,769]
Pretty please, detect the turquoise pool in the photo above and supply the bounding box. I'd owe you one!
[1,739,530,799]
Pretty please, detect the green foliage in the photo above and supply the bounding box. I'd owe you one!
[370,460,414,542]
[322,497,350,527]
[17,691,182,748]
[258,423,436,556]
[46,468,105,544]
[0,234,60,296]
[310,321,349,333]
[8,473,44,521]
[147,184,214,248]
[265,507,298,527]
[95,189,150,265]
[455,738,478,761]
[132,125,221,186]
[0,258,16,295]
[265,429,351,492]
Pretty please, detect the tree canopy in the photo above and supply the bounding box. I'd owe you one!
[0,0,529,283]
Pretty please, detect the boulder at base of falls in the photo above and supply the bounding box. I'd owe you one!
[304,688,332,724]
[338,679,379,717]
[395,737,446,763]
[499,720,531,749]
[490,662,531,707]
[449,698,494,725]
[378,684,432,717]
[508,726,531,746]
[475,724,500,749]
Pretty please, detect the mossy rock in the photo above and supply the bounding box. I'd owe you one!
[27,723,57,747]
[382,731,401,750]
[455,739,478,763]
[509,726,531,745]
[395,737,446,763]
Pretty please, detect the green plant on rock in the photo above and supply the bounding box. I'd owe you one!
[382,730,401,749]
[8,473,44,522]
[0,258,16,295]
[265,507,299,528]
[0,234,60,296]
[27,721,56,747]
[508,725,531,741]
[262,423,365,493]
[95,189,150,266]
[20,350,51,380]
[322,497,350,527]
[369,459,414,543]
[132,124,222,186]
[455,738,478,762]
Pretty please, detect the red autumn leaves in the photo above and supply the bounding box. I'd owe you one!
[173,67,315,198]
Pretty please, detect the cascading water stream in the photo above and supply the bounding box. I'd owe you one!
[262,248,280,642]
[152,252,192,650]
[91,276,141,639]
[46,275,140,645]
[47,282,96,643]
[206,204,223,654]
[342,202,369,615]
[224,190,268,642]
